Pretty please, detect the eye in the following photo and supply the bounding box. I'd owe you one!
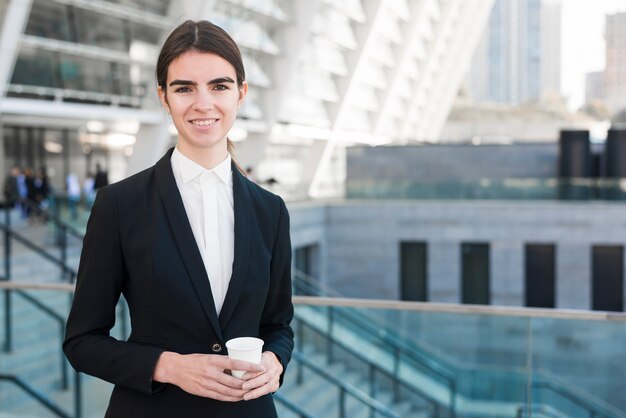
[213,84,229,91]
[174,86,192,93]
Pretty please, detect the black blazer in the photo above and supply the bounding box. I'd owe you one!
[63,148,294,418]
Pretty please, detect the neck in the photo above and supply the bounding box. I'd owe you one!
[177,141,228,170]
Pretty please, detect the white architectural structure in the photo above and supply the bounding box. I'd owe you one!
[0,0,493,197]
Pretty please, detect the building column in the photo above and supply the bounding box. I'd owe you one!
[0,119,6,187]
[0,0,32,98]
[490,240,524,306]
[556,243,591,310]
[428,241,461,303]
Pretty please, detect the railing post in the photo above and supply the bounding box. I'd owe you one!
[339,388,346,418]
[369,364,376,418]
[74,371,82,418]
[4,206,11,281]
[296,320,304,385]
[327,307,334,364]
[60,322,68,390]
[450,381,457,418]
[3,289,12,352]
[53,198,63,247]
[60,225,68,282]
[392,347,400,402]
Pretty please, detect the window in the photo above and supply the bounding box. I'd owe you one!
[525,244,555,308]
[592,246,624,312]
[462,243,490,305]
[400,242,427,301]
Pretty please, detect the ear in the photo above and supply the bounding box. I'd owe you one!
[238,81,248,108]
[157,86,170,114]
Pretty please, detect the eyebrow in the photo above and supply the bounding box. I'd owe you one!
[169,77,236,87]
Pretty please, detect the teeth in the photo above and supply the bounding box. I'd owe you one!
[191,119,217,126]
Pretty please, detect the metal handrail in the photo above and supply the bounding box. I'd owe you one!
[291,351,400,418]
[532,378,626,418]
[13,289,69,389]
[273,392,317,418]
[0,222,77,282]
[294,272,458,407]
[18,197,85,240]
[294,315,445,415]
[0,374,71,418]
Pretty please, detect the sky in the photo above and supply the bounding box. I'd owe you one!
[561,0,626,110]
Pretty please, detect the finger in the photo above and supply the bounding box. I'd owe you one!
[241,371,263,381]
[208,369,248,389]
[202,388,245,402]
[242,370,275,391]
[243,381,279,401]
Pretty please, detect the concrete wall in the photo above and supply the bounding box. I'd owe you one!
[288,199,626,311]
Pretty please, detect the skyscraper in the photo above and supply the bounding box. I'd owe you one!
[467,0,562,104]
[604,12,626,113]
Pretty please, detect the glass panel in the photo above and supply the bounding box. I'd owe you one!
[213,13,280,55]
[239,0,288,21]
[74,8,128,51]
[24,0,72,41]
[106,0,169,15]
[531,317,626,416]
[11,47,60,88]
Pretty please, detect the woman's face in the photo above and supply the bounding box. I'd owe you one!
[159,50,247,155]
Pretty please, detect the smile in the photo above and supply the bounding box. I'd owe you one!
[190,119,218,126]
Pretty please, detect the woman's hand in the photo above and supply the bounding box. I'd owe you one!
[153,352,265,401]
[240,351,283,401]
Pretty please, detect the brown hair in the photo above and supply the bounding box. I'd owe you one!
[157,20,246,173]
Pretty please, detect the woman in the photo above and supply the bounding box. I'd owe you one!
[63,20,294,418]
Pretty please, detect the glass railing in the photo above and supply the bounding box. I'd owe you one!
[345,178,626,201]
[294,297,626,418]
[0,281,625,417]
[292,273,626,417]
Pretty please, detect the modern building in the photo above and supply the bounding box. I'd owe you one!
[0,0,494,199]
[466,0,562,105]
[604,12,626,114]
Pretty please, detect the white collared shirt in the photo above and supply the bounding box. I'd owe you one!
[170,147,235,315]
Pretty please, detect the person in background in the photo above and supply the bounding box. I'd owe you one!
[83,172,96,205]
[93,163,108,190]
[66,173,81,220]
[3,166,20,209]
[64,20,293,418]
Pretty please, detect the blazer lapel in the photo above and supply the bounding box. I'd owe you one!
[219,165,252,330]
[154,149,223,341]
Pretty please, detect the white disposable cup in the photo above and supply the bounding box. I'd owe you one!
[225,337,264,378]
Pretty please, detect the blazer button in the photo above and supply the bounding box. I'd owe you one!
[212,343,223,353]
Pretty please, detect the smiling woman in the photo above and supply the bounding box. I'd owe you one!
[158,50,247,169]
[63,20,294,418]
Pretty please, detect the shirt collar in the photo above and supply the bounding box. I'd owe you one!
[173,147,232,186]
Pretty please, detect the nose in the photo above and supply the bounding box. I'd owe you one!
[193,90,215,112]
